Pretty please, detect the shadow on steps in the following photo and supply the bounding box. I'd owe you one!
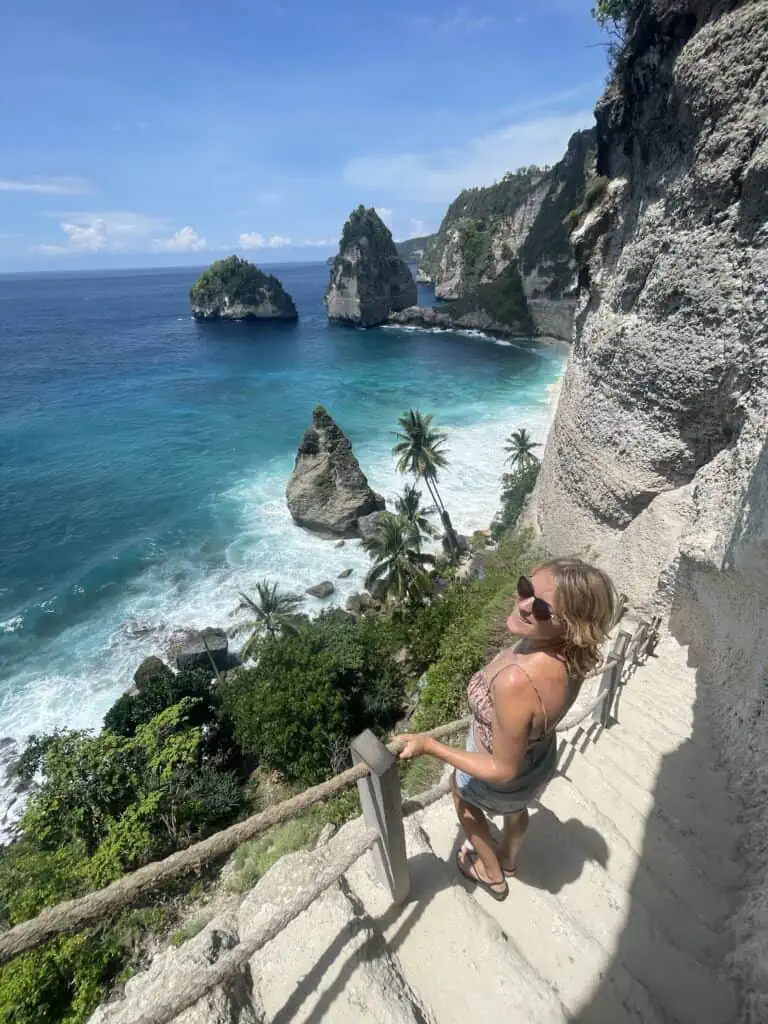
[571,650,740,1023]
[268,853,446,1024]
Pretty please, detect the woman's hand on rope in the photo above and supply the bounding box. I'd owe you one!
[397,733,431,760]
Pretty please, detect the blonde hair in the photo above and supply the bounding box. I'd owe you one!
[536,557,617,681]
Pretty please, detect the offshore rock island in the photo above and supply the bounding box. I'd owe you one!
[325,206,417,327]
[190,255,298,321]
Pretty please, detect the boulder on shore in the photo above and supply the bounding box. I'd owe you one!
[190,255,298,321]
[345,591,382,617]
[306,581,335,599]
[357,510,389,540]
[337,568,353,579]
[175,628,229,673]
[325,207,417,327]
[133,656,174,692]
[286,406,385,537]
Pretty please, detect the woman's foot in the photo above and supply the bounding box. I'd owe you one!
[456,845,508,901]
[459,839,517,877]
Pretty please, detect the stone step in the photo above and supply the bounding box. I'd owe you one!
[418,797,668,1024]
[239,821,427,1024]
[541,772,729,958]
[615,683,695,740]
[527,779,737,1024]
[562,741,740,901]
[590,718,732,802]
[346,818,567,1024]
[610,693,715,756]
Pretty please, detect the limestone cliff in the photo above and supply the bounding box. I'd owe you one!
[286,405,385,537]
[527,2,767,1016]
[325,207,417,327]
[420,129,595,340]
[190,256,298,321]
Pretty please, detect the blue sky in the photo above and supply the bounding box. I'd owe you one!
[0,1,608,271]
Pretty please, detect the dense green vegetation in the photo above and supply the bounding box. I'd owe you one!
[338,206,397,255]
[395,234,436,263]
[0,412,544,1022]
[441,262,535,334]
[189,255,295,313]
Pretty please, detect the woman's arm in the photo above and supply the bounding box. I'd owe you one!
[398,668,535,785]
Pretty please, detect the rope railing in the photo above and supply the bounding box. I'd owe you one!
[0,623,650,968]
[0,717,470,964]
[120,777,457,1024]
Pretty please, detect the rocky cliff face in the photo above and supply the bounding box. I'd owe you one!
[420,129,595,340]
[527,3,767,1016]
[190,256,298,321]
[286,406,385,537]
[325,207,417,327]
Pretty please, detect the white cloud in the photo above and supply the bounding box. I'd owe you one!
[408,218,428,238]
[300,237,336,247]
[238,232,266,250]
[407,7,491,32]
[0,176,92,195]
[375,207,393,227]
[237,232,293,250]
[154,225,207,253]
[35,211,169,255]
[345,111,593,204]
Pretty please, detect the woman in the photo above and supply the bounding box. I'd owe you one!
[398,557,616,901]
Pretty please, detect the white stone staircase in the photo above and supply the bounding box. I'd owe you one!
[92,634,742,1024]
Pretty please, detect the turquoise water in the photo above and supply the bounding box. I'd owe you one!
[0,263,565,742]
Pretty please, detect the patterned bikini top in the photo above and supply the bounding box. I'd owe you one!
[467,649,559,753]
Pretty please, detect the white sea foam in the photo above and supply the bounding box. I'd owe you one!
[0,616,23,635]
[0,373,562,754]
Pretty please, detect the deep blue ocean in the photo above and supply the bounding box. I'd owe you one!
[0,262,564,746]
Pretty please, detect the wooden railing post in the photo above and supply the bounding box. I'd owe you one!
[350,729,410,905]
[599,630,632,727]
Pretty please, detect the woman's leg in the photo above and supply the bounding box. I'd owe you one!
[500,808,529,873]
[450,772,505,889]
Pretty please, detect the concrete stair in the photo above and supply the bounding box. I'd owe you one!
[90,634,741,1024]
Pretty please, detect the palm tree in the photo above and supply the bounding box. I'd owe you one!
[232,579,304,658]
[392,410,460,555]
[362,513,435,608]
[394,484,436,550]
[504,428,541,472]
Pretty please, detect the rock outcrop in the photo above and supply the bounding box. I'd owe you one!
[325,207,417,327]
[286,406,385,537]
[388,261,536,339]
[419,129,595,340]
[175,628,229,673]
[526,2,767,1016]
[190,256,298,321]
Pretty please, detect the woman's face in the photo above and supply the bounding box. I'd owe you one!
[506,567,566,642]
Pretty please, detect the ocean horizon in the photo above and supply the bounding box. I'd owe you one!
[0,261,565,752]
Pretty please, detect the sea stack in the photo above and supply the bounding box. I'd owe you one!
[190,255,298,321]
[286,405,385,537]
[325,206,417,327]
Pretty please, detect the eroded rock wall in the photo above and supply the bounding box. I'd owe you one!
[526,2,767,1016]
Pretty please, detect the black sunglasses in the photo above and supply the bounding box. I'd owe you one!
[517,575,556,622]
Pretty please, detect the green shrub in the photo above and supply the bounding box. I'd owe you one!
[222,613,407,786]
[103,668,215,736]
[491,464,541,540]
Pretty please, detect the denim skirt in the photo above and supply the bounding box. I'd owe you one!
[454,724,558,816]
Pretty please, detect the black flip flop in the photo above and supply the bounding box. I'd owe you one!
[456,847,509,902]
